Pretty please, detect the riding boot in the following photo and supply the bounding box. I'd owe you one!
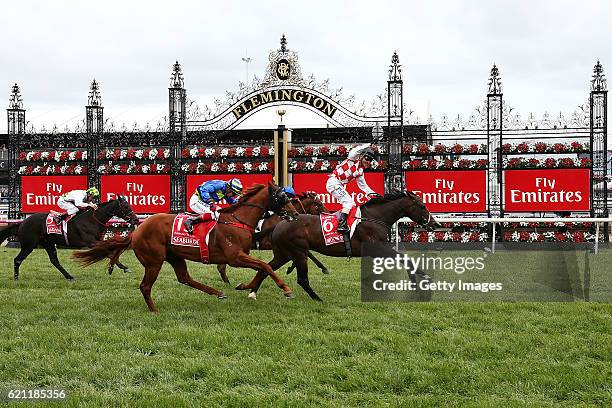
[54,212,69,225]
[185,213,214,234]
[336,212,349,233]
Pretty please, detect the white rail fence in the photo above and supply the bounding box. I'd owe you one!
[395,217,612,254]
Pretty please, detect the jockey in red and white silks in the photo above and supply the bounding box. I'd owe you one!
[326,143,379,232]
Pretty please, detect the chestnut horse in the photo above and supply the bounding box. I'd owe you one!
[74,184,299,312]
[237,190,439,301]
[215,191,330,284]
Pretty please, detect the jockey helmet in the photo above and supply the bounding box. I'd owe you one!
[86,187,100,197]
[227,178,243,195]
[282,186,296,197]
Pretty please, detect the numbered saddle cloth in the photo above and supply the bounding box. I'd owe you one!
[170,213,217,263]
[319,207,361,246]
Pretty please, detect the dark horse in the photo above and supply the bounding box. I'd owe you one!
[0,196,138,280]
[237,190,438,301]
[215,191,331,285]
[73,184,299,312]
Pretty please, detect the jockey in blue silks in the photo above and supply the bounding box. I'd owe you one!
[185,178,243,234]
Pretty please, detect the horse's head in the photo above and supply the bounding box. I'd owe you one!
[111,194,139,226]
[268,183,299,221]
[296,191,328,215]
[402,191,439,231]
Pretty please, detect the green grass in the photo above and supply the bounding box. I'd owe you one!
[0,248,610,407]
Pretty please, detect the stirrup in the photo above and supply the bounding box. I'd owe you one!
[184,218,194,234]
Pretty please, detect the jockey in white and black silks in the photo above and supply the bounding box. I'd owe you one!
[54,187,100,224]
[184,178,243,234]
[326,143,379,232]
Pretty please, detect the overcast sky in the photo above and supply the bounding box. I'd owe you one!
[1,0,610,133]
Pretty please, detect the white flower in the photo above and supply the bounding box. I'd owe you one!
[258,162,268,171]
[82,151,88,160]
[97,165,105,173]
[181,163,190,172]
[33,166,41,174]
[269,146,274,155]
[190,147,198,157]
[163,148,170,158]
[106,150,113,159]
[205,148,215,158]
[113,164,120,172]
[220,148,229,157]
[61,165,68,174]
[75,165,83,174]
[54,151,61,162]
[211,162,219,172]
[41,151,49,159]
[529,232,540,242]
[26,152,35,161]
[289,162,297,170]
[18,166,26,174]
[148,149,158,160]
[228,163,236,172]
[141,164,150,173]
[156,164,165,172]
[411,232,419,242]
[135,150,144,159]
[253,146,260,157]
[305,162,314,170]
[428,232,435,243]
[479,233,489,242]
[461,232,471,243]
[511,231,520,242]
[244,162,252,172]
[120,149,128,159]
[236,147,245,157]
[444,231,453,241]
[321,160,330,170]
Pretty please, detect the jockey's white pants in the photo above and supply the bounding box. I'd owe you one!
[326,176,354,214]
[189,194,219,220]
[57,197,80,215]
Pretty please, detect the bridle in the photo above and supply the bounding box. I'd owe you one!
[223,186,295,230]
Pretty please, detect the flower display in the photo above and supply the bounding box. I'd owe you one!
[19,150,87,162]
[97,163,170,174]
[403,143,487,156]
[504,231,595,242]
[182,146,273,159]
[289,159,387,172]
[402,158,488,170]
[502,141,588,154]
[181,161,274,174]
[503,157,591,169]
[98,148,170,160]
[288,144,385,157]
[18,164,87,175]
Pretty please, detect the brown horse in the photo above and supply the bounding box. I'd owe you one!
[237,190,438,301]
[216,191,330,284]
[73,184,299,312]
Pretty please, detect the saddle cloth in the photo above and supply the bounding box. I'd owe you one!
[46,211,73,241]
[319,207,361,246]
[170,213,217,263]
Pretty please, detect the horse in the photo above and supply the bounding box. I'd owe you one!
[0,196,138,280]
[236,190,439,301]
[73,183,300,313]
[215,191,331,284]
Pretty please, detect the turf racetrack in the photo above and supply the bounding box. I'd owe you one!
[0,248,610,407]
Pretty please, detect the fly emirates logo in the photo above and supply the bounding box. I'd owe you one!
[25,182,64,206]
[106,182,167,206]
[509,177,582,204]
[415,179,481,204]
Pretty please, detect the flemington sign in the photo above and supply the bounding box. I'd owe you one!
[232,89,338,120]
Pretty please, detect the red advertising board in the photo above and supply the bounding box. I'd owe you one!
[101,175,170,214]
[504,169,590,212]
[186,174,274,210]
[405,170,487,213]
[21,175,88,213]
[292,172,385,212]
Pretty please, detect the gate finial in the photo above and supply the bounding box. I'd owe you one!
[591,60,607,92]
[488,64,502,94]
[170,61,184,88]
[280,34,287,52]
[389,52,401,81]
[88,79,102,106]
[8,83,23,109]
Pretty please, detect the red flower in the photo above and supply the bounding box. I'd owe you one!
[434,144,446,154]
[418,232,428,242]
[572,232,585,242]
[458,159,470,169]
[451,144,464,154]
[409,159,422,169]
[553,143,565,153]
[418,144,430,155]
[435,232,445,241]
[98,150,106,159]
[181,148,190,158]
[517,142,529,153]
[288,147,299,157]
[244,147,254,157]
[520,231,530,241]
[579,158,592,167]
[318,146,329,156]
[468,144,479,154]
[544,158,556,168]
[571,141,584,152]
[314,161,323,171]
[296,162,306,171]
[452,232,461,242]
[219,162,228,172]
[476,159,488,168]
[559,158,574,168]
[235,162,244,172]
[268,162,275,172]
[19,152,26,161]
[426,159,437,169]
[33,152,42,161]
[555,232,567,242]
[502,143,512,153]
[303,147,314,156]
[260,146,270,156]
[403,144,413,154]
[535,142,547,153]
[508,158,522,168]
[337,146,348,156]
[443,159,454,169]
[528,158,539,168]
[119,164,129,174]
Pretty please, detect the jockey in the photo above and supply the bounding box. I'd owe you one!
[54,187,100,224]
[326,143,379,233]
[185,178,243,234]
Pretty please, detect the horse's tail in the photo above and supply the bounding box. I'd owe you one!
[0,223,21,245]
[72,235,132,267]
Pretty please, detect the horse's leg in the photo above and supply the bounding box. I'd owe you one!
[286,263,296,275]
[42,242,74,280]
[294,252,322,301]
[308,252,330,275]
[13,245,35,280]
[217,264,230,284]
[231,252,293,297]
[167,255,226,299]
[115,261,131,274]
[238,255,291,300]
[140,264,162,313]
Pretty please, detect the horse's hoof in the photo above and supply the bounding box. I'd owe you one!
[217,293,227,300]
[247,292,257,300]
[13,276,18,281]
[235,283,246,291]
[321,268,330,275]
[108,269,113,276]
[284,291,295,299]
[67,276,76,282]
[124,268,132,274]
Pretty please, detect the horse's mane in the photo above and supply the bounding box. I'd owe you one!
[297,191,318,200]
[218,184,266,213]
[362,190,420,207]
